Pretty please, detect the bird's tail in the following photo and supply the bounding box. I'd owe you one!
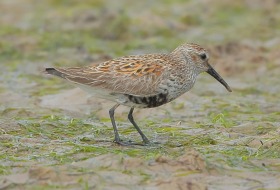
[45,68,66,79]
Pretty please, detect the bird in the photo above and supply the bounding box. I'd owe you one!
[45,43,232,145]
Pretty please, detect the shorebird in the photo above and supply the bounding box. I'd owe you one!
[45,43,232,145]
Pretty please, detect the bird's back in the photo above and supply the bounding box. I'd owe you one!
[45,54,173,99]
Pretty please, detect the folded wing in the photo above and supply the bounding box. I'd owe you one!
[46,54,169,96]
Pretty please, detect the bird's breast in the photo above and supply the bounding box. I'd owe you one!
[158,76,196,100]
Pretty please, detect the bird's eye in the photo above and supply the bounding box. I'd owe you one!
[200,53,207,60]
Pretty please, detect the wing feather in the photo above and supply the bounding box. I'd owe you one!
[53,54,169,96]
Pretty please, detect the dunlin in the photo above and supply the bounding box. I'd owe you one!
[45,43,232,145]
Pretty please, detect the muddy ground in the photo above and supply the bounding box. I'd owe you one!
[0,0,280,189]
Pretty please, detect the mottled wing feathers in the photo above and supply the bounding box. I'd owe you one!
[50,54,169,96]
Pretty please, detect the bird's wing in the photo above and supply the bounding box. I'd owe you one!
[51,54,169,96]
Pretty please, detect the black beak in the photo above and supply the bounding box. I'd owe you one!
[206,64,232,92]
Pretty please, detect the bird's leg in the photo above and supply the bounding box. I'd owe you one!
[109,103,122,144]
[109,105,149,146]
[128,107,150,144]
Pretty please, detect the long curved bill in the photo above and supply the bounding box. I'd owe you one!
[206,64,232,92]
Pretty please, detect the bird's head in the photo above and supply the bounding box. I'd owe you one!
[174,43,232,92]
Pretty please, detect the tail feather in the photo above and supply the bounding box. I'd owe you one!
[45,68,66,79]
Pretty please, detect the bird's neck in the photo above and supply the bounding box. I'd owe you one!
[169,50,199,77]
[164,51,199,99]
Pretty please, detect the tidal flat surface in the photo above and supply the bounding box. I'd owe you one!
[0,0,280,189]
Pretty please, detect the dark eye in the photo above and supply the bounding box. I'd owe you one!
[200,53,207,60]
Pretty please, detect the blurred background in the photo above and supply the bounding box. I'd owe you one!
[0,0,280,189]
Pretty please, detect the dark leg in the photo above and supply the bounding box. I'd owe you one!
[109,104,121,143]
[128,107,150,144]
